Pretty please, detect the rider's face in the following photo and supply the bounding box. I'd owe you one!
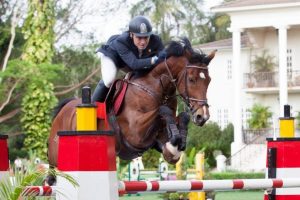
[132,34,150,50]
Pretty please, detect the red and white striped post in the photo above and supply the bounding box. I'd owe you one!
[0,135,9,181]
[265,138,300,200]
[56,87,118,200]
[119,179,300,194]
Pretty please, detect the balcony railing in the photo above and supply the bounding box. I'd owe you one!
[244,70,300,89]
[244,71,278,88]
[243,128,274,144]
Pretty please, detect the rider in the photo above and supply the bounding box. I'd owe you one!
[92,16,166,102]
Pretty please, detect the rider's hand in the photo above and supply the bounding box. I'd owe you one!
[152,50,167,65]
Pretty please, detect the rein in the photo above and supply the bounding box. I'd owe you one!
[123,58,209,111]
[163,58,209,112]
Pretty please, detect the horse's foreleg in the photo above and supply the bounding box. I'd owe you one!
[159,105,181,146]
[177,112,190,151]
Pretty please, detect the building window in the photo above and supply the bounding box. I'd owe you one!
[227,60,232,80]
[287,49,293,76]
[217,108,229,129]
[242,108,251,129]
[217,109,222,127]
[223,109,229,128]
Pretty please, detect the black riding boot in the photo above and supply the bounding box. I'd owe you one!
[159,105,181,146]
[92,80,109,102]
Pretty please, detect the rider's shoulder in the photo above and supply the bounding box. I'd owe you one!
[115,32,130,43]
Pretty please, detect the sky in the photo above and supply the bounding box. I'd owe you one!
[65,0,223,47]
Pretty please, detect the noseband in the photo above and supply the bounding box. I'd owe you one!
[163,59,209,112]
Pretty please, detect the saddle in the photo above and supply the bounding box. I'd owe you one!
[97,73,133,117]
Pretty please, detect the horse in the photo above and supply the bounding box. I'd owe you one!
[48,38,216,169]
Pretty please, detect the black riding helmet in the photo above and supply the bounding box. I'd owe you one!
[129,16,152,37]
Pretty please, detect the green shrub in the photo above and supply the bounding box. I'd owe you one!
[247,104,272,129]
[206,171,265,180]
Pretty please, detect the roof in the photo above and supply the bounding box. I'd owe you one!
[194,34,252,51]
[214,0,300,9]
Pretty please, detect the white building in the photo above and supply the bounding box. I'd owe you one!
[197,0,300,171]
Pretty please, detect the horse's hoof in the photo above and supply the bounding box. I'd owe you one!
[178,142,186,151]
[170,134,182,146]
[162,142,181,164]
[45,175,56,186]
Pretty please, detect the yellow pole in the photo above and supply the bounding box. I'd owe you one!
[279,104,294,137]
[76,86,97,131]
[176,153,186,180]
[189,152,205,200]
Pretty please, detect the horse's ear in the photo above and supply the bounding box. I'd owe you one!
[203,49,217,65]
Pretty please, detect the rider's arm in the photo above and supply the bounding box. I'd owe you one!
[116,43,156,71]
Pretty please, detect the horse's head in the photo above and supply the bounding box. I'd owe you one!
[165,38,216,126]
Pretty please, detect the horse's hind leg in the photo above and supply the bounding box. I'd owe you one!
[177,112,190,151]
[159,105,182,146]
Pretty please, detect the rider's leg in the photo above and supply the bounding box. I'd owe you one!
[92,80,110,102]
[92,53,118,102]
[159,105,181,146]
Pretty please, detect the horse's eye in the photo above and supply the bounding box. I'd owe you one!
[199,72,206,79]
[189,77,195,83]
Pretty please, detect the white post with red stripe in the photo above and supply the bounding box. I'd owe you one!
[118,179,300,194]
[56,87,118,200]
[0,135,9,181]
[266,138,300,200]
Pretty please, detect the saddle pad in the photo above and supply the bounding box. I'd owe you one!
[113,81,128,115]
[96,102,110,130]
[96,102,107,119]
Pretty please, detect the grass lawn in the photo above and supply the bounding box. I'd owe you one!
[119,191,264,200]
[215,190,264,200]
[120,193,163,200]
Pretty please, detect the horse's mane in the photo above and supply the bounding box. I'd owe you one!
[165,37,206,64]
[52,98,75,119]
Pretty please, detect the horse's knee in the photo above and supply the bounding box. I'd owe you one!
[178,112,190,127]
[159,105,173,116]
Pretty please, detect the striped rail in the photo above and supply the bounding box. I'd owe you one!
[118,179,300,194]
[21,186,56,197]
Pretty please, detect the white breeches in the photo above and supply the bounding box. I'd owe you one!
[97,52,118,87]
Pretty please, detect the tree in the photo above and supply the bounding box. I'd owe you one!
[22,0,55,63]
[198,13,231,44]
[20,0,58,160]
[129,0,205,42]
[251,50,276,73]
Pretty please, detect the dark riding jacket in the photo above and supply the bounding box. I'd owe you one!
[98,31,164,71]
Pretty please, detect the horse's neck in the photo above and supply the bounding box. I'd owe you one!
[152,57,186,80]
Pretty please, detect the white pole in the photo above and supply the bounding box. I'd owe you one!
[119,179,300,193]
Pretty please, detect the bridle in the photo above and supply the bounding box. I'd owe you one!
[163,58,209,113]
[125,57,210,113]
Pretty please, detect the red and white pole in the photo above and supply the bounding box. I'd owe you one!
[56,87,118,200]
[0,135,9,181]
[21,186,56,197]
[119,179,300,194]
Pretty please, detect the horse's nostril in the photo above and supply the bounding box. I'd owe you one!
[196,115,202,120]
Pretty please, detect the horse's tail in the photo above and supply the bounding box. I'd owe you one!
[52,98,75,120]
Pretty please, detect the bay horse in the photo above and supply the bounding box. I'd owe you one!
[48,38,215,169]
